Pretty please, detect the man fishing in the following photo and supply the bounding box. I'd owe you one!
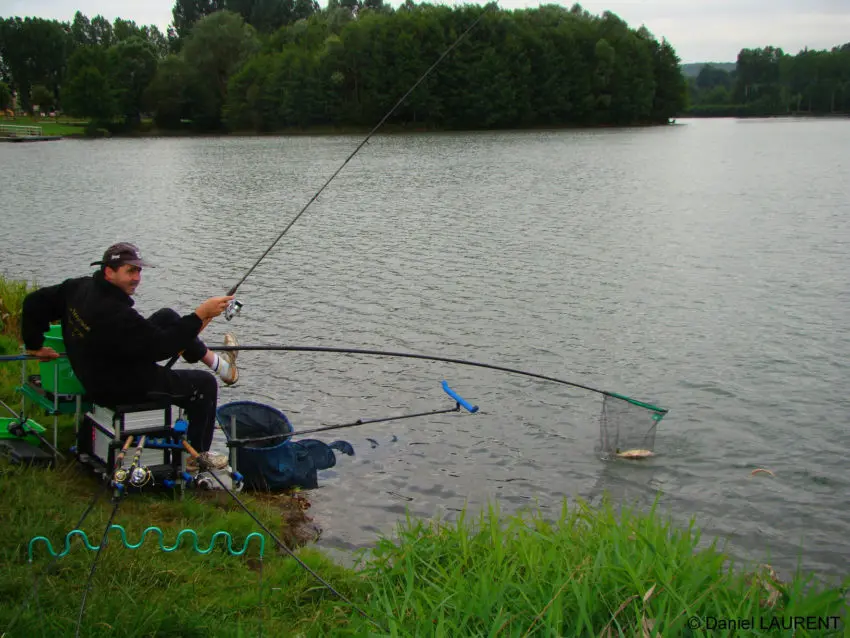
[20,242,239,455]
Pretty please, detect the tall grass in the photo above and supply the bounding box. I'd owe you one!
[0,276,34,341]
[0,277,39,408]
[321,499,848,636]
[0,274,847,636]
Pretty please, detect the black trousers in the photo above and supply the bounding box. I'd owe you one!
[146,309,218,453]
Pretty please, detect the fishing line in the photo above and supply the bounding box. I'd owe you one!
[222,5,495,299]
[74,498,122,638]
[226,404,469,447]
[181,441,387,632]
[160,3,494,372]
[4,470,109,637]
[75,436,140,638]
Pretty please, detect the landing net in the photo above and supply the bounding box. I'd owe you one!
[597,393,668,459]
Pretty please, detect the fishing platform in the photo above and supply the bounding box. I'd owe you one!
[0,124,62,142]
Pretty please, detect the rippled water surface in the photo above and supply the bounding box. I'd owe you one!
[2,118,849,582]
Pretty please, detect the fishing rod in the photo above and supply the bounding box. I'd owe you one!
[180,440,386,632]
[0,353,47,361]
[229,406,465,447]
[0,345,665,409]
[208,344,668,411]
[226,379,479,447]
[163,3,494,369]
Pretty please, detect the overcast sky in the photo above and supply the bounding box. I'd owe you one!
[2,0,848,62]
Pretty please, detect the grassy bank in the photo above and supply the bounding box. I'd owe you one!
[1,275,848,636]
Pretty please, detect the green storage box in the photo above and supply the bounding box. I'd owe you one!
[39,324,86,395]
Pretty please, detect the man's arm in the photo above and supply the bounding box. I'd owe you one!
[94,296,233,362]
[96,307,203,362]
[21,281,69,356]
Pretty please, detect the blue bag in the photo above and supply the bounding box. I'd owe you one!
[215,401,353,491]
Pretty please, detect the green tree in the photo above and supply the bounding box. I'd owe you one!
[225,0,298,32]
[649,38,687,121]
[30,84,54,112]
[0,17,70,112]
[144,54,193,128]
[170,10,259,129]
[696,64,732,91]
[0,82,11,110]
[171,0,226,40]
[70,11,93,47]
[139,25,171,59]
[108,37,159,126]
[62,66,116,121]
[61,45,117,121]
[89,15,114,47]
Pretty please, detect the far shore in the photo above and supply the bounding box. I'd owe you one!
[3,111,847,142]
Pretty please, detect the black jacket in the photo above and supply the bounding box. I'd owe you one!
[21,271,203,403]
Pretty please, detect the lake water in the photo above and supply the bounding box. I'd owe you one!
[2,117,848,584]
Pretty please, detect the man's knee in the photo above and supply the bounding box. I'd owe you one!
[148,308,181,325]
[192,370,218,404]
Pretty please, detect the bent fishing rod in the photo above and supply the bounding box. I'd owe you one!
[208,344,669,411]
[0,348,667,411]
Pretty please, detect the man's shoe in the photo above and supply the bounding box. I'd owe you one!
[220,333,239,385]
[186,451,229,473]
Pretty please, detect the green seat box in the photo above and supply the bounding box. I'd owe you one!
[39,324,85,395]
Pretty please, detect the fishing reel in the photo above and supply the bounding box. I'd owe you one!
[6,419,26,438]
[112,467,128,485]
[225,299,243,322]
[129,465,152,488]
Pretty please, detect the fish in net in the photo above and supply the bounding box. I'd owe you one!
[597,392,668,460]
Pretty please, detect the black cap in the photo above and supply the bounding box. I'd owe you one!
[90,242,154,268]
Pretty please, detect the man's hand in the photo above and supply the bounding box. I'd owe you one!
[194,296,236,322]
[27,346,60,361]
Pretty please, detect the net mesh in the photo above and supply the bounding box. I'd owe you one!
[597,393,668,459]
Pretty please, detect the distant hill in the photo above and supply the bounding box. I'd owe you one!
[681,62,736,78]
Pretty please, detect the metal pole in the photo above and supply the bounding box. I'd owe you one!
[53,364,59,463]
[229,414,237,478]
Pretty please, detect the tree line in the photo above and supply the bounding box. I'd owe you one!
[686,44,850,117]
[0,1,689,132]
